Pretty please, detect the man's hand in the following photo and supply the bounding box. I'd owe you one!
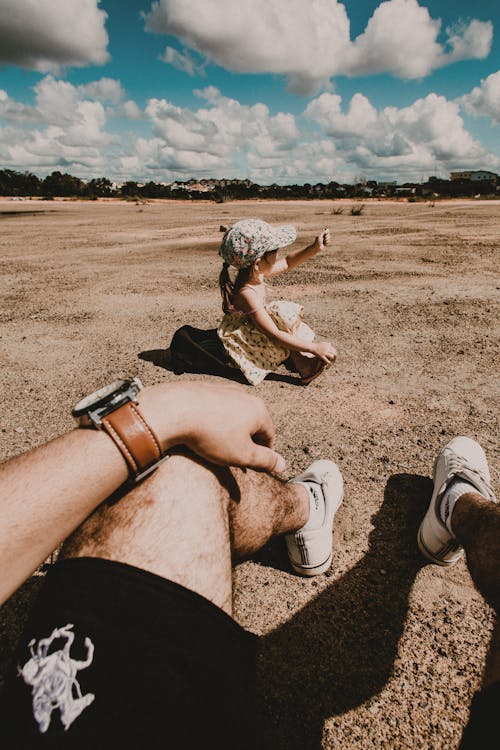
[143,382,286,474]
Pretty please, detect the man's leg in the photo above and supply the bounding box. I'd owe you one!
[61,451,344,603]
[452,492,500,628]
[417,437,498,747]
[2,451,342,747]
[59,453,310,615]
[453,493,500,749]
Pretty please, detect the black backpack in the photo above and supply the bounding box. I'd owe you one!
[169,325,233,375]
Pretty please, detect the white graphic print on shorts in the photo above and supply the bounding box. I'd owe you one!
[19,623,95,733]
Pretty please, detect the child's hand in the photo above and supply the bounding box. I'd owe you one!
[313,341,337,364]
[315,227,331,251]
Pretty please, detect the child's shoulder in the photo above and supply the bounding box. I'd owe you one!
[233,284,263,313]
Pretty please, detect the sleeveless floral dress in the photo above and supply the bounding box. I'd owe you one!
[217,299,315,385]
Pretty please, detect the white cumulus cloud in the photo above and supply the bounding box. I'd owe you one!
[120,87,306,179]
[144,87,300,162]
[305,90,494,177]
[0,75,142,177]
[459,71,500,125]
[444,19,493,65]
[160,47,205,76]
[144,0,493,93]
[120,100,143,120]
[346,1,492,78]
[144,0,350,93]
[0,0,109,72]
[1,75,498,183]
[122,136,228,176]
[0,90,33,122]
[78,78,125,104]
[346,0,442,78]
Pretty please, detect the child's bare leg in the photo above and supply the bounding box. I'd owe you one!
[289,318,324,380]
[290,351,321,377]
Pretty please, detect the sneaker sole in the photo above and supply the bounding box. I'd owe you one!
[417,526,464,566]
[289,486,344,576]
[289,550,334,576]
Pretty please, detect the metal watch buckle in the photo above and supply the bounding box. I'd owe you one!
[132,453,171,484]
[89,378,142,428]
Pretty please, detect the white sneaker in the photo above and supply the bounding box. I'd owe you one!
[417,437,497,566]
[286,460,344,576]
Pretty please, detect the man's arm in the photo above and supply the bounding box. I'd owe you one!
[0,381,285,605]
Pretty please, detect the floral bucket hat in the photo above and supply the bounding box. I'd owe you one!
[219,218,296,268]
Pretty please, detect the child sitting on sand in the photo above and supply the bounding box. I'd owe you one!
[217,218,337,385]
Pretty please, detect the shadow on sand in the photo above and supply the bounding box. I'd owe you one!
[255,473,432,749]
[0,474,432,747]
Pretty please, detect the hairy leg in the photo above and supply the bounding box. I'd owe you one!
[451,492,500,687]
[60,452,308,616]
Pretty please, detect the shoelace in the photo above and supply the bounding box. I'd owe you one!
[447,454,496,501]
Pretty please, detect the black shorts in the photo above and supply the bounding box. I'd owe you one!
[1,558,259,749]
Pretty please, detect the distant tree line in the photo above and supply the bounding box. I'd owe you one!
[0,170,115,199]
[0,168,498,201]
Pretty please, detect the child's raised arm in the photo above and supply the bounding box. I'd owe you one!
[267,228,331,277]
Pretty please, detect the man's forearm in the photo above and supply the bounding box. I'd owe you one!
[0,381,282,605]
[0,383,187,605]
[0,428,128,604]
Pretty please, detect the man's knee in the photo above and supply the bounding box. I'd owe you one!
[60,453,235,569]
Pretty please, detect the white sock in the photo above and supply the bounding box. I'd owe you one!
[300,482,325,530]
[440,479,478,535]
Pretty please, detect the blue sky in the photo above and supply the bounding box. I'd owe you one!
[0,0,498,184]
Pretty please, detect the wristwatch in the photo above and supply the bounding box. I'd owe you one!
[72,377,169,482]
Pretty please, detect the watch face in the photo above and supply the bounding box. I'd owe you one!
[72,379,131,417]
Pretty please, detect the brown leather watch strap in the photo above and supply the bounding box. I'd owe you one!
[101,402,163,477]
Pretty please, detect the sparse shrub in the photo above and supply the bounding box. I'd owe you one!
[350,204,365,216]
[212,188,228,203]
[331,207,344,215]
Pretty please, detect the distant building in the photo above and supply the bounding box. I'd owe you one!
[450,170,498,182]
[185,182,210,192]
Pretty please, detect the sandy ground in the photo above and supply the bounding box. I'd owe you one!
[0,197,499,748]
